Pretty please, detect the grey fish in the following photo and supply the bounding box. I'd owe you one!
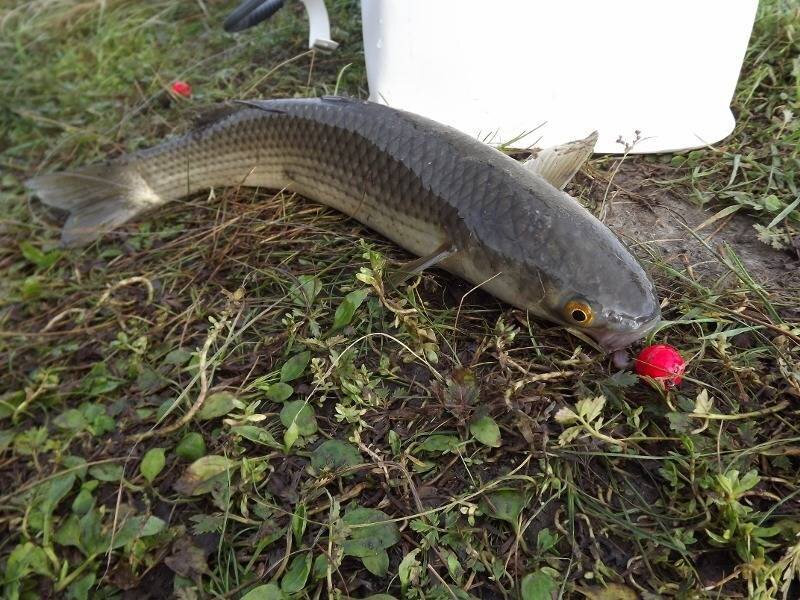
[26,97,660,351]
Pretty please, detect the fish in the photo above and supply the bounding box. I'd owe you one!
[25,96,660,351]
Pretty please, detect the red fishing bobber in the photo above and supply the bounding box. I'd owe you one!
[170,80,192,98]
[635,344,685,386]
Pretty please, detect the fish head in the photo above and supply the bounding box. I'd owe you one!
[543,287,661,352]
[515,195,662,352]
[535,252,661,352]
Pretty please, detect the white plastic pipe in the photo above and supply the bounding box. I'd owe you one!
[301,0,337,51]
[360,0,758,153]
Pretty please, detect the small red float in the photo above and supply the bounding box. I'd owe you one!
[170,80,192,98]
[634,344,685,386]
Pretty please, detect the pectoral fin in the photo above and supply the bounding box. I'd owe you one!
[523,131,598,190]
[389,241,458,288]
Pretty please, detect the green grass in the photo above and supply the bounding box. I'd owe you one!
[1,1,800,599]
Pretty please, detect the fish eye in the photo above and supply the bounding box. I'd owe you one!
[563,300,593,327]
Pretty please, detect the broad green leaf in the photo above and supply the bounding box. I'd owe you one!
[291,503,307,543]
[399,549,422,591]
[417,434,459,454]
[67,573,95,600]
[521,570,557,600]
[140,448,166,483]
[289,275,322,306]
[176,432,206,461]
[13,426,48,455]
[0,390,24,420]
[5,542,52,584]
[42,473,76,513]
[470,415,501,448]
[280,351,311,382]
[54,409,87,431]
[89,463,123,482]
[481,490,525,529]
[133,514,166,536]
[20,241,46,266]
[163,348,193,367]
[79,508,106,555]
[388,429,401,455]
[342,507,399,558]
[21,275,42,300]
[241,584,284,600]
[281,553,311,594]
[71,487,94,515]
[753,525,782,539]
[197,391,237,420]
[83,403,111,427]
[764,193,783,212]
[312,554,329,581]
[231,425,281,448]
[735,469,761,496]
[173,455,233,496]
[331,289,370,331]
[62,455,88,477]
[310,440,362,472]
[55,515,82,548]
[280,401,317,436]
[20,241,61,269]
[361,550,389,576]
[136,367,169,394]
[111,515,166,549]
[283,422,300,452]
[265,382,293,403]
[536,528,558,552]
[80,362,123,397]
[444,549,462,581]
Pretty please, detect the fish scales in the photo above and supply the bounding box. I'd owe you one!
[25,97,661,350]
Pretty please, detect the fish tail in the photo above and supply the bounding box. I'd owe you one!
[25,161,169,247]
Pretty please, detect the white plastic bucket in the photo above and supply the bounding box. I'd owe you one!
[360,0,759,153]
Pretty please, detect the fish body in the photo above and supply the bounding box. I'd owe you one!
[26,97,660,350]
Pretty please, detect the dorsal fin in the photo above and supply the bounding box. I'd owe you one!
[523,131,598,189]
[191,103,249,130]
[232,99,288,114]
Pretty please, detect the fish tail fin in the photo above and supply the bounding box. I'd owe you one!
[25,162,166,247]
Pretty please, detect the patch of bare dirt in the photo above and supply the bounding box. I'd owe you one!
[586,162,800,292]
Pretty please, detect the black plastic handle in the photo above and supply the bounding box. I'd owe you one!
[224,0,286,33]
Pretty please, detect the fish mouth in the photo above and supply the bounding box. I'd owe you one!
[592,315,662,353]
